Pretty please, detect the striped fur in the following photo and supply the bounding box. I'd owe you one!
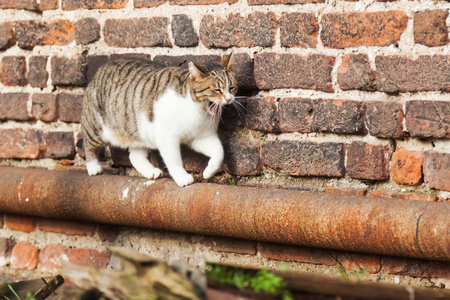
[81,55,237,187]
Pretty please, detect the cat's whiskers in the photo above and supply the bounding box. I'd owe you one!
[232,100,246,120]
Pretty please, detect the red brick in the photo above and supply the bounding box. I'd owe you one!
[280,13,318,48]
[414,10,449,47]
[104,18,171,48]
[110,53,152,61]
[14,19,74,50]
[170,0,236,4]
[341,253,381,274]
[39,244,68,272]
[0,0,37,10]
[28,56,49,88]
[325,186,366,196]
[278,98,365,134]
[66,248,111,268]
[390,148,423,186]
[260,243,336,266]
[51,56,87,86]
[171,14,199,47]
[406,100,450,138]
[97,224,120,242]
[0,22,16,50]
[0,129,42,159]
[38,0,59,10]
[248,0,323,4]
[86,55,110,83]
[62,0,128,10]
[75,18,100,45]
[261,140,345,177]
[0,56,27,86]
[244,97,279,132]
[321,11,407,48]
[11,241,39,270]
[44,131,76,159]
[220,99,246,131]
[232,53,256,90]
[59,94,83,123]
[347,142,391,181]
[200,12,278,48]
[38,218,96,236]
[383,256,450,279]
[337,54,376,91]
[254,53,335,92]
[0,93,29,121]
[134,0,166,7]
[423,152,450,192]
[368,190,437,202]
[223,139,262,176]
[32,94,58,122]
[201,236,257,255]
[365,101,405,139]
[6,215,37,233]
[375,55,450,93]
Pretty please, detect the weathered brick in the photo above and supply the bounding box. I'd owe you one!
[169,0,236,5]
[280,13,318,48]
[200,12,278,48]
[172,15,199,47]
[97,224,120,242]
[11,242,39,270]
[0,22,16,50]
[6,214,37,233]
[260,243,336,266]
[390,148,423,186]
[51,56,87,86]
[62,0,128,10]
[220,98,247,131]
[38,218,96,236]
[87,55,110,83]
[341,253,381,274]
[414,10,449,47]
[261,140,345,177]
[248,0,323,4]
[423,152,450,192]
[39,244,68,272]
[153,55,220,67]
[38,0,59,10]
[0,0,37,10]
[365,101,405,139]
[347,142,391,181]
[28,56,49,88]
[201,236,257,255]
[321,11,407,48]
[254,53,334,92]
[232,53,256,90]
[0,129,41,159]
[0,238,11,257]
[383,256,450,279]
[134,0,166,7]
[0,93,29,121]
[32,94,58,122]
[110,53,151,61]
[278,98,365,134]
[104,18,171,48]
[75,18,100,45]
[59,94,83,123]
[66,248,111,268]
[406,100,450,138]
[0,56,27,86]
[368,190,437,202]
[223,139,262,176]
[375,55,450,93]
[44,131,76,159]
[244,97,279,132]
[325,186,367,196]
[337,54,376,91]
[15,19,74,50]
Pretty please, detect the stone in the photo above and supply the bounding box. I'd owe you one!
[75,18,100,45]
[337,54,376,91]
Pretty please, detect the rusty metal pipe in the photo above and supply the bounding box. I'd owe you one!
[0,166,449,261]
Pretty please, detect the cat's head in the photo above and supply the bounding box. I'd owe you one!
[188,53,238,116]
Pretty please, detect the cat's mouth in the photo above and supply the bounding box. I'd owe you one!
[208,102,220,115]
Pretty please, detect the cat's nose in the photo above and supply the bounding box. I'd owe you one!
[224,94,235,104]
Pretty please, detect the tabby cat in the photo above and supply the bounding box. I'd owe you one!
[81,54,237,187]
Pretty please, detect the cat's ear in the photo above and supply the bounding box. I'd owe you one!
[188,62,206,81]
[220,52,235,72]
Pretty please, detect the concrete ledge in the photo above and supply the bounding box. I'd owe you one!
[0,166,449,262]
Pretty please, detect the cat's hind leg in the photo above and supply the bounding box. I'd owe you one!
[190,134,224,180]
[129,149,163,179]
[84,140,104,176]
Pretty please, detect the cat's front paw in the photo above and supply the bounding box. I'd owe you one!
[203,164,220,180]
[141,168,163,179]
[172,173,194,187]
[86,160,103,176]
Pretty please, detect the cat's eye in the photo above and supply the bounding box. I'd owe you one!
[214,88,222,93]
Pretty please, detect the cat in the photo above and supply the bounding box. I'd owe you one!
[81,54,238,187]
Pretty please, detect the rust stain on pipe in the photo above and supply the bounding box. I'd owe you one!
[0,166,449,261]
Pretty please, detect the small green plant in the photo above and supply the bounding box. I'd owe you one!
[226,177,235,184]
[206,263,293,300]
[2,284,36,300]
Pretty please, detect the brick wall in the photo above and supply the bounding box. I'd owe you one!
[1,0,450,287]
